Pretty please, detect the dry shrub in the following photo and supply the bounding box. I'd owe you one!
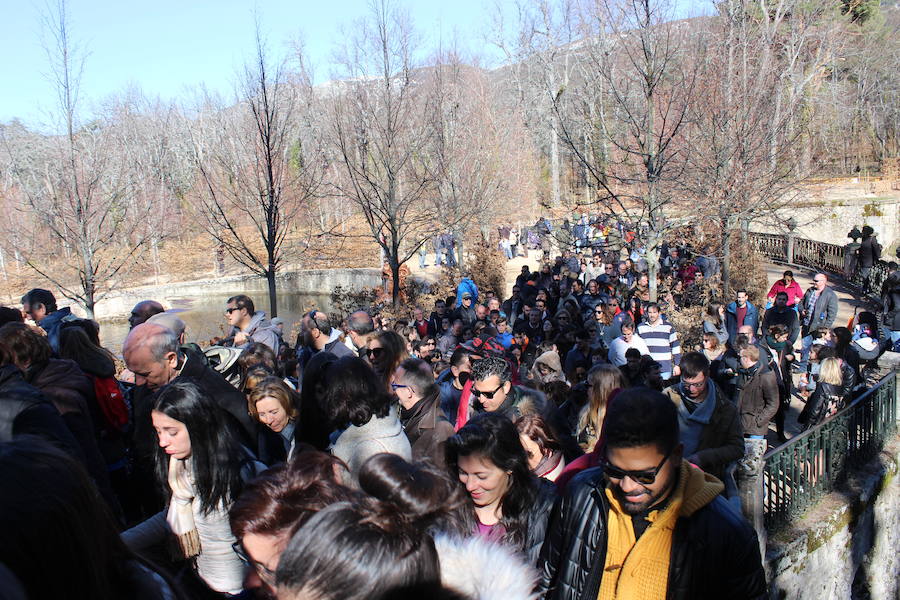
[330,285,378,323]
[465,238,508,299]
[727,240,769,304]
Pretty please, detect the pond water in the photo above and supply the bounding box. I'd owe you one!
[99,291,334,355]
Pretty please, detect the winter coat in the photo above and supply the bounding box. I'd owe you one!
[229,311,281,354]
[537,461,766,600]
[662,383,744,482]
[735,361,780,436]
[761,305,801,344]
[400,390,455,468]
[452,304,477,328]
[857,236,882,268]
[331,406,412,485]
[798,380,846,429]
[36,307,78,353]
[800,286,840,331]
[26,359,117,511]
[766,279,804,306]
[435,533,539,600]
[724,301,760,345]
[0,364,80,455]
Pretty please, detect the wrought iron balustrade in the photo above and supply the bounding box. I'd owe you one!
[762,372,898,531]
[749,232,892,300]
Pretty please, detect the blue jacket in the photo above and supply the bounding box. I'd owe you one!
[724,301,759,345]
[455,278,479,307]
[38,307,78,354]
[436,369,463,427]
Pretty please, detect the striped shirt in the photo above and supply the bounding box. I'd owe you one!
[637,320,682,379]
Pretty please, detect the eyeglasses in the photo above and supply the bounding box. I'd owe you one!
[682,379,706,390]
[232,541,276,585]
[366,347,385,358]
[390,383,409,391]
[603,448,672,485]
[471,382,505,399]
[225,307,239,315]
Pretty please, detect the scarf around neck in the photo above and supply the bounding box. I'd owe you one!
[167,456,201,559]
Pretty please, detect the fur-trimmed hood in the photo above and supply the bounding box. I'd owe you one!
[435,533,539,600]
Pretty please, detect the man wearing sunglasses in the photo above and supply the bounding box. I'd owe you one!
[468,356,580,459]
[538,388,765,600]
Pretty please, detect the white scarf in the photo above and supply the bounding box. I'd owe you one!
[167,456,201,559]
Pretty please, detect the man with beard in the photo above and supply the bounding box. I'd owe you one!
[538,387,764,600]
[296,310,353,370]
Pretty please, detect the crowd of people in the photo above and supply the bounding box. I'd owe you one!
[1,224,898,600]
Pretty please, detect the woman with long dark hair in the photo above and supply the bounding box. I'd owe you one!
[445,412,556,565]
[367,329,409,391]
[703,302,728,345]
[123,380,263,597]
[324,356,412,484]
[357,453,539,599]
[0,439,180,600]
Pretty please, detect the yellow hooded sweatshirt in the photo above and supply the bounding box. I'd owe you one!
[598,460,724,600]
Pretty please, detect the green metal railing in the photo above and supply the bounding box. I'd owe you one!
[763,372,898,531]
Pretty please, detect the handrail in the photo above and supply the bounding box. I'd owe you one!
[749,231,892,301]
[762,371,898,531]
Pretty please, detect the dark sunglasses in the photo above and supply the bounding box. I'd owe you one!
[603,448,672,485]
[224,307,239,314]
[471,382,504,399]
[367,347,385,358]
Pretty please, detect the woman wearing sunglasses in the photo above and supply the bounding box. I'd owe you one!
[366,329,408,392]
[445,412,556,566]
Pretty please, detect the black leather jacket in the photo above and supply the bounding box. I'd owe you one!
[537,466,766,600]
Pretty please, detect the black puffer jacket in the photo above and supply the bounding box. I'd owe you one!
[538,465,766,600]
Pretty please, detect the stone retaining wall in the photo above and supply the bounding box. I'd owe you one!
[82,268,381,320]
[767,438,900,599]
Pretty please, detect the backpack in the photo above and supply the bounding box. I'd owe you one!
[90,375,129,432]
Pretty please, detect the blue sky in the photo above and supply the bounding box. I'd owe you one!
[1,0,707,128]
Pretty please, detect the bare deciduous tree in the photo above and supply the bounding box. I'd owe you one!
[327,0,435,307]
[186,29,324,317]
[1,0,159,317]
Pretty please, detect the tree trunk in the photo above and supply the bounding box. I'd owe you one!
[722,217,734,295]
[646,231,660,303]
[550,120,561,207]
[455,230,465,273]
[267,267,278,318]
[390,258,401,309]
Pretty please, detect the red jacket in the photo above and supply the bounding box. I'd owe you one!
[767,279,803,306]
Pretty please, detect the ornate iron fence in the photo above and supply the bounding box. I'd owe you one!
[762,372,898,531]
[749,232,892,300]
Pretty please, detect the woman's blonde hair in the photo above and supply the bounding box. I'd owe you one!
[248,376,298,422]
[577,364,626,452]
[818,357,843,386]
